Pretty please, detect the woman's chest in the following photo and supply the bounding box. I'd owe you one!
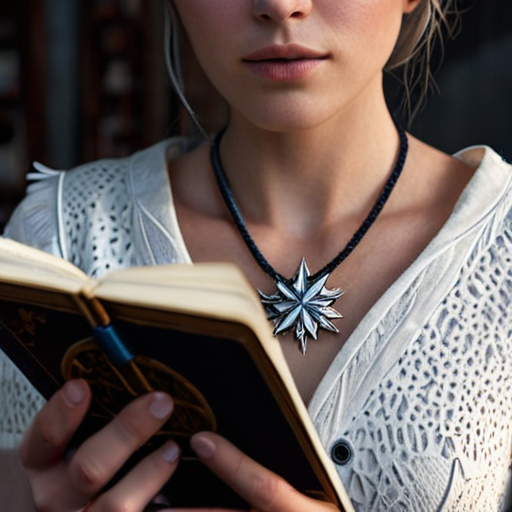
[177,207,446,404]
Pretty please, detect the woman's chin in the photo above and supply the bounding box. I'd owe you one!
[234,103,340,134]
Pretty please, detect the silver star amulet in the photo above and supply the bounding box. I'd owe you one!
[259,258,344,355]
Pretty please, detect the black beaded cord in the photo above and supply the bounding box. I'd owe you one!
[210,126,409,284]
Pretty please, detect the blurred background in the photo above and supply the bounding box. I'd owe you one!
[0,0,511,231]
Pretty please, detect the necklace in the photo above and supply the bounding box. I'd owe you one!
[210,126,409,354]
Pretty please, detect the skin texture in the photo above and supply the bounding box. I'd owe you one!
[19,0,478,510]
[173,0,421,132]
[171,0,424,225]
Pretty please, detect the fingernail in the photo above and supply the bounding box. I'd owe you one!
[63,379,87,406]
[149,393,174,419]
[162,442,180,463]
[191,434,216,459]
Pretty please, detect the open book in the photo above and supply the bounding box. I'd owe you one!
[0,237,353,510]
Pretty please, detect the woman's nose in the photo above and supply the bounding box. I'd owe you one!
[252,0,313,23]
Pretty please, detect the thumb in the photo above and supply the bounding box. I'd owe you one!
[190,432,338,512]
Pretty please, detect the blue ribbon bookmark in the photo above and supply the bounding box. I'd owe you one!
[93,325,134,366]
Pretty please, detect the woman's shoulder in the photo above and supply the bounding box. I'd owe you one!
[4,137,193,271]
[3,150,137,258]
[409,138,512,223]
[58,136,183,190]
[3,161,65,257]
[452,145,512,223]
[453,145,512,176]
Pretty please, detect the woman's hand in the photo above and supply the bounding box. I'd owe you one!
[20,379,180,512]
[20,380,341,512]
[182,432,340,512]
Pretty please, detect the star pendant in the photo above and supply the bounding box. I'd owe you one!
[259,257,344,355]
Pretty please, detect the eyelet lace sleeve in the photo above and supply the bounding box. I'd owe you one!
[1,163,63,448]
[4,162,65,257]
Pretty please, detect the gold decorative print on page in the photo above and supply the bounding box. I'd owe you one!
[62,338,217,458]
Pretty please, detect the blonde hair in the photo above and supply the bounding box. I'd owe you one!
[165,0,462,133]
[387,0,462,122]
[164,0,210,139]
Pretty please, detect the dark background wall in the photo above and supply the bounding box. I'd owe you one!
[0,0,176,230]
[411,0,512,159]
[0,0,511,231]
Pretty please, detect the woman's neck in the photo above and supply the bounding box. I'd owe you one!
[219,96,401,239]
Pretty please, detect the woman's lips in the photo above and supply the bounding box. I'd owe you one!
[242,44,328,81]
[243,59,325,81]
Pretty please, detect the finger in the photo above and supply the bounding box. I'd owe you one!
[68,391,174,499]
[20,379,91,470]
[190,433,338,512]
[85,441,181,512]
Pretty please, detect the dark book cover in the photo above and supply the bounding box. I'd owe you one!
[0,297,345,509]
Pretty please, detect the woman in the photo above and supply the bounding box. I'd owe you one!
[2,0,512,510]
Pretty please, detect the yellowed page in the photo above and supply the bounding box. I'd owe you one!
[0,238,89,294]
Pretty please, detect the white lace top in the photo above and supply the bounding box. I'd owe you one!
[3,139,512,511]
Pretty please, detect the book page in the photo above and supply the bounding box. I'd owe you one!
[0,238,89,294]
[94,263,286,370]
